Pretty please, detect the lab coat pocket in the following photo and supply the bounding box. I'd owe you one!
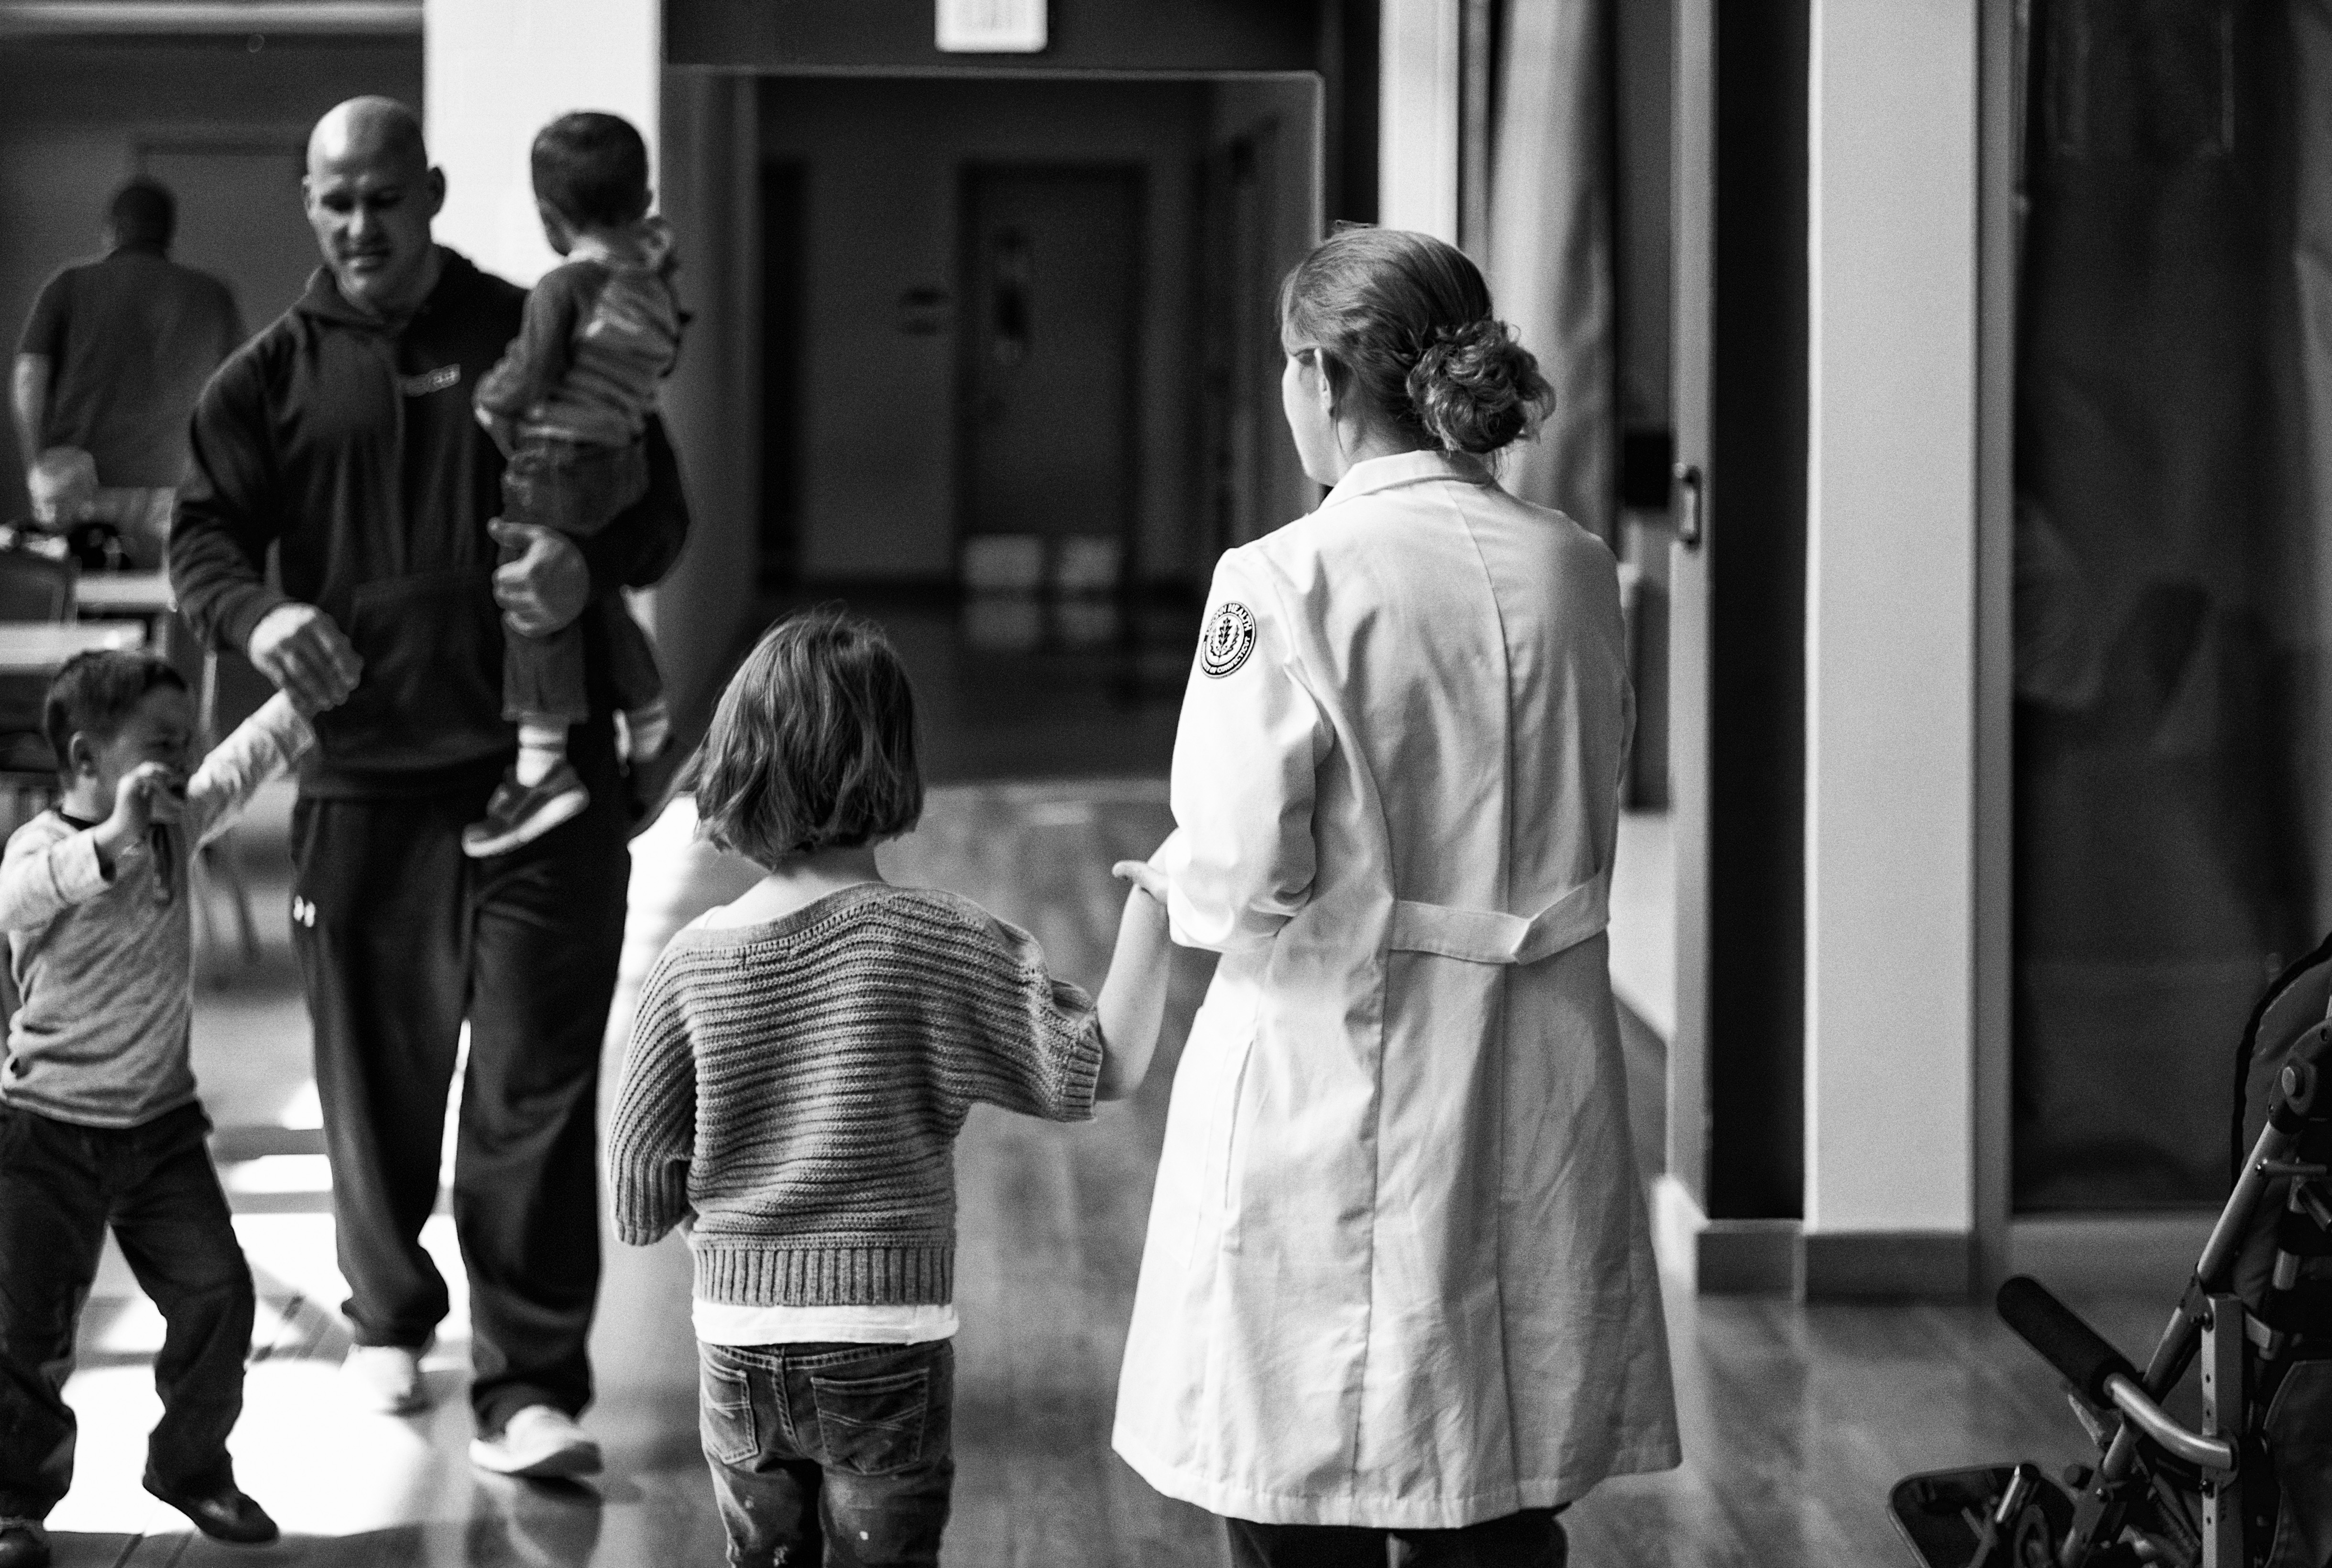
[1208,1030,1256,1253]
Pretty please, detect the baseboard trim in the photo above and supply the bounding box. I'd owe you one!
[2007,1212,2216,1296]
[1651,1174,1801,1296]
[1653,1176,1979,1297]
[1799,1230,1973,1297]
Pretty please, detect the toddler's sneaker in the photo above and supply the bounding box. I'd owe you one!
[463,762,590,858]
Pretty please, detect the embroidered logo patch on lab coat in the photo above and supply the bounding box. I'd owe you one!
[1199,602,1258,678]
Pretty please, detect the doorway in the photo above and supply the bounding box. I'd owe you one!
[956,164,1144,573]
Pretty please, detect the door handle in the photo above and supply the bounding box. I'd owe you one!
[1672,462,1705,550]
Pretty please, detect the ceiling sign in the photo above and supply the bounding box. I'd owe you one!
[936,0,1045,53]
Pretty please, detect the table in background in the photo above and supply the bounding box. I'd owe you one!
[0,620,146,674]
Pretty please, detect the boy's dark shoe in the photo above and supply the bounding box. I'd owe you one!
[142,1476,280,1545]
[0,1523,49,1568]
[462,761,590,858]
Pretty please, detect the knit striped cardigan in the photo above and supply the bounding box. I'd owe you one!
[609,883,1104,1307]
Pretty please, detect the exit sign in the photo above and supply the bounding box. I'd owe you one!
[937,0,1046,53]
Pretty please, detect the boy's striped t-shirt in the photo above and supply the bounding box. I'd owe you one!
[608,882,1104,1308]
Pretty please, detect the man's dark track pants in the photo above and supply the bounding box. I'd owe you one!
[289,735,628,1434]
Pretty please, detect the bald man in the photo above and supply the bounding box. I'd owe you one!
[169,98,690,1479]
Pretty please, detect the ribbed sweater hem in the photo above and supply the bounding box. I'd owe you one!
[692,1241,954,1307]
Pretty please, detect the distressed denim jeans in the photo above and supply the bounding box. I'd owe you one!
[698,1337,954,1568]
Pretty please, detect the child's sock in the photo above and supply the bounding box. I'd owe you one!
[515,722,567,786]
[625,699,671,762]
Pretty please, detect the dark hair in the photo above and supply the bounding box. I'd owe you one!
[43,651,187,776]
[691,609,922,866]
[108,179,175,249]
[531,111,651,230]
[1277,226,1552,456]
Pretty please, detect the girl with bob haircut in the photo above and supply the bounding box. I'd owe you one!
[609,608,1171,1568]
[1112,227,1681,1567]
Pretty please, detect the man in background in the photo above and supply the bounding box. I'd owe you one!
[11,179,242,552]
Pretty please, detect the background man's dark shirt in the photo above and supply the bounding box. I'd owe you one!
[17,243,243,487]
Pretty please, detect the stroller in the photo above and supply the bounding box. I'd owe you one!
[1890,941,2332,1568]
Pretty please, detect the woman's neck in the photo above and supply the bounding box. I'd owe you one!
[704,845,886,927]
[1324,416,1427,484]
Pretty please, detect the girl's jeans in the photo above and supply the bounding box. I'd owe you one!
[697,1337,954,1568]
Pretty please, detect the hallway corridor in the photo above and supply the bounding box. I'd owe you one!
[39,779,2147,1567]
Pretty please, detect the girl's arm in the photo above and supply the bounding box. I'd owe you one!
[1094,867,1171,1101]
[606,961,698,1245]
[1158,553,1330,953]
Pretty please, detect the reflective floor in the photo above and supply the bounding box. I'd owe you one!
[30,620,2156,1565]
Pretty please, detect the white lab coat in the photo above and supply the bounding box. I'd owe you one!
[1113,450,1680,1528]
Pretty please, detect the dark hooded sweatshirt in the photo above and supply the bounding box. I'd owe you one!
[170,247,689,798]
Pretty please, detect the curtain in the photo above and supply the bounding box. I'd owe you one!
[1487,0,1617,540]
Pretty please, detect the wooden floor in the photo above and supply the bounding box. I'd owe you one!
[35,774,2159,1567]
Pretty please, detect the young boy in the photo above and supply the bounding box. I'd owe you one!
[609,610,1170,1567]
[465,109,682,859]
[0,653,313,1568]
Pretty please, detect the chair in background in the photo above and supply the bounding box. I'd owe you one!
[0,538,77,828]
[191,645,262,968]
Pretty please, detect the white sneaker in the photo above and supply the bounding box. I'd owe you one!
[341,1341,431,1415]
[469,1405,603,1479]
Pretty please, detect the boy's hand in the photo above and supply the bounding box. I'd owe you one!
[115,762,185,829]
[90,762,184,872]
[1112,859,1168,903]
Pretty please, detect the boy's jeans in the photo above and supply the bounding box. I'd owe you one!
[499,436,662,727]
[0,1100,252,1522]
[698,1338,954,1568]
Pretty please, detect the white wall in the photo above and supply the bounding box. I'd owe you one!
[1378,0,1459,243]
[1803,0,1980,1234]
[424,0,658,287]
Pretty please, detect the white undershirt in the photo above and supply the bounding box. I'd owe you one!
[691,1299,959,1346]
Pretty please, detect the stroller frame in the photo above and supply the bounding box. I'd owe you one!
[1890,952,2332,1568]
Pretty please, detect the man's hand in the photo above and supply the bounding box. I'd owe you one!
[490,519,589,638]
[248,602,361,714]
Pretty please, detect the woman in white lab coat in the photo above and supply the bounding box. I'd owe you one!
[1113,228,1679,1568]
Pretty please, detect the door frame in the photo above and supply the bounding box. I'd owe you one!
[952,160,1149,587]
[1971,0,2018,1295]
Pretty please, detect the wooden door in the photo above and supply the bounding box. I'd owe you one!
[958,166,1142,558]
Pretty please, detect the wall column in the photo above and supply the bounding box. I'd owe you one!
[1800,0,1981,1294]
[425,0,757,725]
[1377,0,1458,241]
[423,0,659,286]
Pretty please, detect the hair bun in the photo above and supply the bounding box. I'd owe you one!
[1406,317,1553,456]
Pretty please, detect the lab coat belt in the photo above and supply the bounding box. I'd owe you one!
[1386,874,1611,966]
